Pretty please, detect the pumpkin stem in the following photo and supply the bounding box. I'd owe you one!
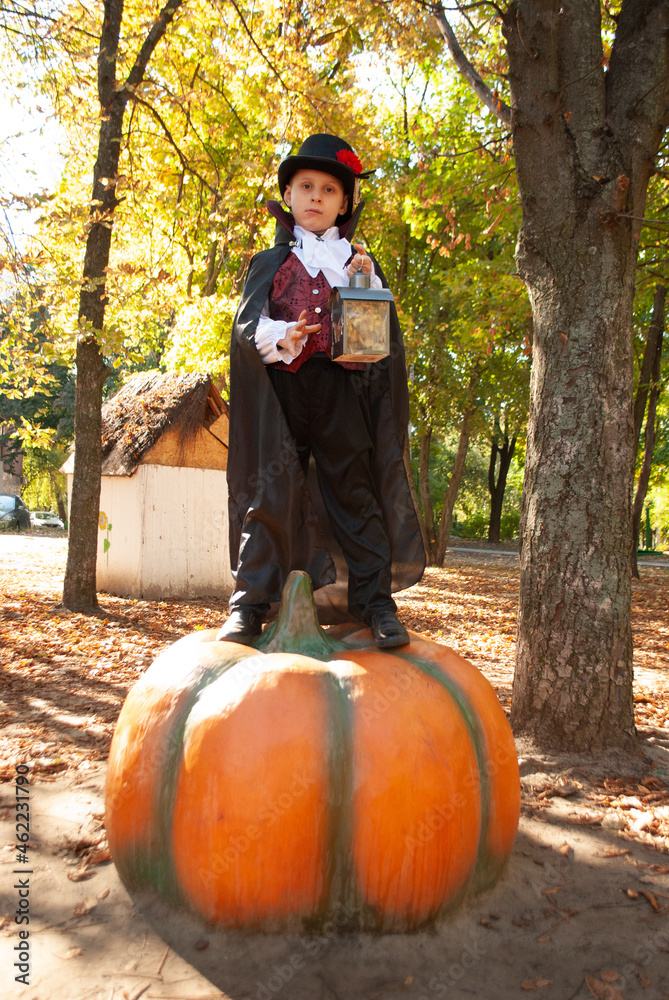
[258,571,340,659]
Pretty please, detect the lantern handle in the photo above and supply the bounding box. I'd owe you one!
[349,270,371,289]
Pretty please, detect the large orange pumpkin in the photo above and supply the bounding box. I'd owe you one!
[105,571,520,932]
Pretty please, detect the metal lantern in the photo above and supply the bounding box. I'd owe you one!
[329,272,393,363]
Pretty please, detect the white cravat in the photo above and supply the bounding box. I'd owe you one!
[292,225,353,289]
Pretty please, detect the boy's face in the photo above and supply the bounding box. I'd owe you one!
[284,169,349,233]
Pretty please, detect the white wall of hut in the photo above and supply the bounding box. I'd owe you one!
[96,464,232,599]
[65,423,233,600]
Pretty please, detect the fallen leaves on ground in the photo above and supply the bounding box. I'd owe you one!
[1,545,668,813]
[0,540,227,779]
[586,975,624,1000]
[72,897,98,917]
[521,770,669,853]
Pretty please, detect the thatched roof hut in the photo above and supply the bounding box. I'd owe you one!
[99,371,228,475]
[63,371,232,600]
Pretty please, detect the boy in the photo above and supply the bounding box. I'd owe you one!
[220,133,425,647]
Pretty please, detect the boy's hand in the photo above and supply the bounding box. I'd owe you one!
[277,309,321,357]
[347,243,373,277]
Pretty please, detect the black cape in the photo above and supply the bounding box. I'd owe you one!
[227,201,426,623]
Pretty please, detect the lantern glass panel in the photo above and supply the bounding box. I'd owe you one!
[343,299,389,355]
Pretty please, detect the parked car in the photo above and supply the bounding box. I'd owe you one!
[30,510,65,530]
[0,494,31,532]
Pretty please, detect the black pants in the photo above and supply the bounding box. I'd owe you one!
[233,358,395,621]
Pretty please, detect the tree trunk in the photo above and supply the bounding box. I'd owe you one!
[52,475,68,527]
[435,403,476,565]
[488,431,516,543]
[435,1,668,749]
[62,0,185,610]
[631,289,664,576]
[632,401,661,560]
[418,427,437,562]
[403,434,431,559]
[502,0,668,750]
[63,339,110,608]
[633,286,667,455]
[63,0,124,611]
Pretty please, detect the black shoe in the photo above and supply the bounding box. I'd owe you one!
[216,608,264,645]
[368,611,409,649]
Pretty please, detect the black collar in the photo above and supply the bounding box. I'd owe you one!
[266,200,365,247]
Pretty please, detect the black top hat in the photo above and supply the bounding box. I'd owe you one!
[278,133,369,223]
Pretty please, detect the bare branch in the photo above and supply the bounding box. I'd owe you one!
[616,213,669,229]
[453,1,504,13]
[127,91,218,196]
[144,70,222,183]
[431,4,512,127]
[194,69,249,133]
[228,0,289,92]
[124,0,186,92]
[434,132,512,159]
[0,3,56,21]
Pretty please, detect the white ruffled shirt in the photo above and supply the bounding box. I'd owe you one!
[255,225,382,364]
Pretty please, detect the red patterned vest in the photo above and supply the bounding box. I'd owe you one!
[268,252,363,372]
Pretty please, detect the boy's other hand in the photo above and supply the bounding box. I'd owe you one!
[347,244,373,277]
[277,309,321,357]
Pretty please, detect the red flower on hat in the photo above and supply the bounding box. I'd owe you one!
[336,149,362,175]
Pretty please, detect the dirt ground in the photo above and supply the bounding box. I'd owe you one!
[1,534,669,1000]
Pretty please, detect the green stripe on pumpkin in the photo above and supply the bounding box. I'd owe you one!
[396,647,498,896]
[114,639,257,911]
[312,665,360,932]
